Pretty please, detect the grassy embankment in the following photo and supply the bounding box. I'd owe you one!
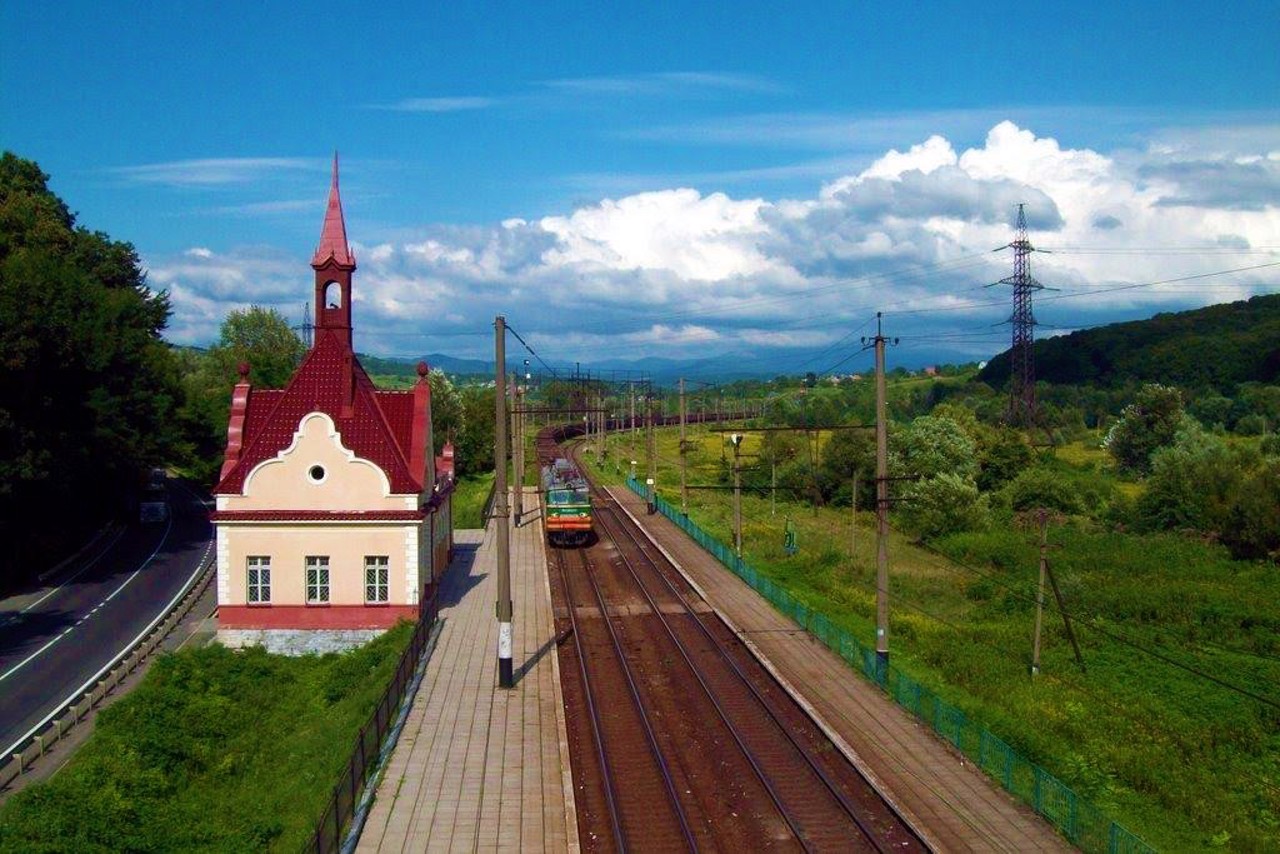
[451,472,495,529]
[579,424,1280,852]
[0,623,415,852]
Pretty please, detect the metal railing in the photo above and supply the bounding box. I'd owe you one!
[626,477,1154,854]
[1,552,216,791]
[306,583,440,854]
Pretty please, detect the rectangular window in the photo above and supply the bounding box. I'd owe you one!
[365,555,389,603]
[247,556,271,603]
[306,556,330,604]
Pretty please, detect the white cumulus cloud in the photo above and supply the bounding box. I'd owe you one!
[157,122,1280,366]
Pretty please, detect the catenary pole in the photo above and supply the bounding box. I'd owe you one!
[513,382,523,526]
[864,312,895,677]
[493,316,513,689]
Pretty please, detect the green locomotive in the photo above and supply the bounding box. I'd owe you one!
[542,458,593,546]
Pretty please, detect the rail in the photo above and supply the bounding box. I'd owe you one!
[596,502,918,852]
[625,477,1156,854]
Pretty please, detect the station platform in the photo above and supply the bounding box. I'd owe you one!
[357,491,578,853]
[606,485,1073,853]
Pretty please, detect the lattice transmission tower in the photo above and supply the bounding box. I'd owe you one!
[994,204,1045,428]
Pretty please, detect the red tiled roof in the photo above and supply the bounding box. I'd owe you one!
[376,391,416,444]
[214,329,423,496]
[210,510,425,522]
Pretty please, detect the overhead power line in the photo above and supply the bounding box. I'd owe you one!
[506,323,560,380]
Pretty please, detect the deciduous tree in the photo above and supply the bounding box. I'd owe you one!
[0,152,181,581]
[1104,383,1187,475]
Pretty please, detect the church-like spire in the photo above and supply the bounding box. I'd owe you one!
[312,153,357,357]
[311,152,355,269]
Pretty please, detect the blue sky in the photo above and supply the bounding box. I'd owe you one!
[4,1,1278,370]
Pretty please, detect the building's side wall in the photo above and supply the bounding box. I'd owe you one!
[432,495,452,580]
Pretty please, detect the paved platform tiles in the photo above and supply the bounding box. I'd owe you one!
[358,491,578,854]
[607,486,1074,853]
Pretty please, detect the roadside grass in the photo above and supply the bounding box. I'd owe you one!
[451,472,495,529]
[582,424,1280,852]
[0,623,414,853]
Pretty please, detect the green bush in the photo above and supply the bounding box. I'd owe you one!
[1103,383,1187,474]
[1222,459,1280,560]
[1136,428,1242,533]
[1235,413,1267,436]
[891,415,979,482]
[976,427,1035,492]
[996,466,1085,515]
[901,472,989,540]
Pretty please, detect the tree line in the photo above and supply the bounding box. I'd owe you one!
[733,374,1279,562]
[0,153,498,588]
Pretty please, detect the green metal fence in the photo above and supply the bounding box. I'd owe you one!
[627,477,1154,854]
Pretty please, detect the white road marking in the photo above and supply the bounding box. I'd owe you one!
[0,482,214,759]
[0,527,126,628]
[0,512,173,685]
[0,534,213,761]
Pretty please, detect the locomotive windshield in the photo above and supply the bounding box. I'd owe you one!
[548,487,590,506]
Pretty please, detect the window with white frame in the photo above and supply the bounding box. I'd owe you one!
[306,555,330,603]
[365,555,389,603]
[247,556,271,603]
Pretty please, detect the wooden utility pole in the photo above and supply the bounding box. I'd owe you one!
[771,460,777,517]
[731,433,744,556]
[493,316,512,689]
[646,394,658,513]
[1032,509,1048,675]
[679,378,688,514]
[1046,558,1087,672]
[1029,510,1086,674]
[863,312,895,676]
[600,391,606,457]
[851,472,859,566]
[629,382,636,459]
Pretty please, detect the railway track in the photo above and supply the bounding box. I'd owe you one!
[539,427,929,852]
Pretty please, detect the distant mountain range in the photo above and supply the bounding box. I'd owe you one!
[355,294,1280,389]
[978,293,1280,391]
[358,351,801,384]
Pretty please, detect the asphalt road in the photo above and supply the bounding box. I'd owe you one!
[0,480,213,759]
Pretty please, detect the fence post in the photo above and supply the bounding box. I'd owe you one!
[358,726,367,784]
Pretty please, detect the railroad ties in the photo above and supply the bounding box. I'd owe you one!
[536,426,928,853]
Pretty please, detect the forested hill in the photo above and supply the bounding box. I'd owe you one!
[978,293,1280,391]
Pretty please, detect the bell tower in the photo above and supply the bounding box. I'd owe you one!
[312,153,357,351]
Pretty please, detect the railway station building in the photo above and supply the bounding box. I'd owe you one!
[210,159,454,654]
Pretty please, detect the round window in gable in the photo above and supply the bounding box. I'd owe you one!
[308,465,326,483]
